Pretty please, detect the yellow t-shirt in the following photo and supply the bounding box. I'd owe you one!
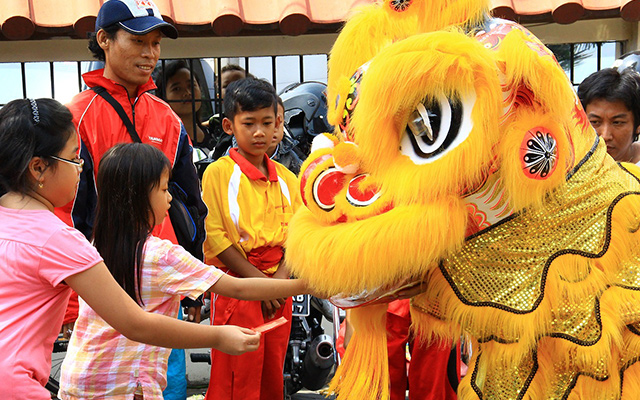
[201,149,301,272]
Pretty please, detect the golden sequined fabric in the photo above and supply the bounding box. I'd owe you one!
[616,252,640,290]
[471,343,536,399]
[441,140,635,314]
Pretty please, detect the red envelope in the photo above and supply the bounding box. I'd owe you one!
[253,316,288,333]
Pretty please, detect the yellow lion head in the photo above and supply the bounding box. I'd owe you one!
[288,0,593,299]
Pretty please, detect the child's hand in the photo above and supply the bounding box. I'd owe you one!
[61,322,75,340]
[216,325,261,355]
[261,299,284,320]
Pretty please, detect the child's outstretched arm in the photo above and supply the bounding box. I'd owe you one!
[209,273,306,301]
[210,245,307,301]
[66,261,261,354]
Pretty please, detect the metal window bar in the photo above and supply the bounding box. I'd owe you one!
[570,43,575,86]
[47,55,327,149]
[77,61,83,94]
[49,62,55,100]
[2,55,320,105]
[299,55,305,83]
[21,62,27,99]
[271,56,277,89]
[546,41,623,87]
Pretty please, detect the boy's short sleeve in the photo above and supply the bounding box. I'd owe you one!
[39,226,103,287]
[201,159,236,262]
[282,167,302,212]
[152,238,224,299]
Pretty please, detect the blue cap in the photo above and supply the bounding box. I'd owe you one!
[95,0,178,39]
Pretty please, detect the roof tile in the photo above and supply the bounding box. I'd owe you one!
[0,0,35,40]
[622,0,640,20]
[551,0,585,24]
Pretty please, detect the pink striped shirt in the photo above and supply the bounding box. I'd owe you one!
[59,236,223,399]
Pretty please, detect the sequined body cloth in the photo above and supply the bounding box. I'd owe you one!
[413,139,640,399]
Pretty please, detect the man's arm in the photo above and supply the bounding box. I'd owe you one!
[172,124,208,260]
[71,142,97,239]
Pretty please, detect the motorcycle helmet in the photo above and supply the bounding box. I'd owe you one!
[279,81,334,156]
[613,51,640,74]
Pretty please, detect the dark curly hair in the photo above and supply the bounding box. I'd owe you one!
[578,68,640,141]
[87,24,120,62]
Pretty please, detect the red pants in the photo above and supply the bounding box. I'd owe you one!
[205,295,292,400]
[387,300,459,400]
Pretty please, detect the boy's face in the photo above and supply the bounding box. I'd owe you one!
[223,106,277,160]
[586,98,640,162]
[165,67,201,116]
[268,104,285,153]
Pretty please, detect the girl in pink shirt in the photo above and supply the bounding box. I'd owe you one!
[59,143,309,399]
[0,99,301,400]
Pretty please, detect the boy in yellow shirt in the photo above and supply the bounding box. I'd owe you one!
[201,78,301,400]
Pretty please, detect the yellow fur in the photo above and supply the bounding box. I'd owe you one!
[327,0,489,127]
[328,305,390,399]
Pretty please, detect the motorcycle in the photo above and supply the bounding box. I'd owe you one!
[188,295,339,399]
[284,294,338,398]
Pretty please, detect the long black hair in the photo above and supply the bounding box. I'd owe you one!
[93,143,171,305]
[0,98,74,197]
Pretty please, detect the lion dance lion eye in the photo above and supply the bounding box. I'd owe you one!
[399,93,472,164]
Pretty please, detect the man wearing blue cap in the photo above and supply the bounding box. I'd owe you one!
[55,1,206,399]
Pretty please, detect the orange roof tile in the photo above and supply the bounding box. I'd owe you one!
[491,0,640,24]
[1,0,638,41]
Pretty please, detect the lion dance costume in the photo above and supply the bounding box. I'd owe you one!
[285,0,640,399]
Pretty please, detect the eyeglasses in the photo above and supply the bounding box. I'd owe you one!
[50,155,84,171]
